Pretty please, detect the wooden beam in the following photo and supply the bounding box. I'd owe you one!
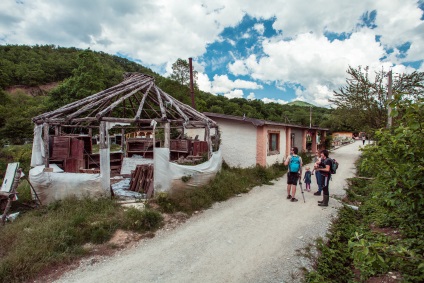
[135,81,154,119]
[43,123,50,167]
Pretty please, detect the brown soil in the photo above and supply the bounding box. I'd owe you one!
[6,82,59,96]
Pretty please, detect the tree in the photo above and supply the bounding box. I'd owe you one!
[170,58,198,87]
[48,50,106,109]
[330,66,424,133]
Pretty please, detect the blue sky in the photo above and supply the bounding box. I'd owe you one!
[1,0,423,107]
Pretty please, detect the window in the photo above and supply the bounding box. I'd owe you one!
[268,132,280,154]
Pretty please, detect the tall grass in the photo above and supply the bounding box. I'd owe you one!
[0,197,163,282]
[154,160,296,215]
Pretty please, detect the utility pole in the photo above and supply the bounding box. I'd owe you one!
[189,58,196,109]
[387,70,392,128]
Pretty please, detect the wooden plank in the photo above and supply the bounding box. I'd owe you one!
[70,138,84,159]
[50,136,70,159]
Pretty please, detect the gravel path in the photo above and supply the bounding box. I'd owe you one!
[55,141,362,283]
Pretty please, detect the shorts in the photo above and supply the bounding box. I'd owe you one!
[287,172,299,185]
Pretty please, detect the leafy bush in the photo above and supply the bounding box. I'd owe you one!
[154,162,288,215]
[306,92,424,282]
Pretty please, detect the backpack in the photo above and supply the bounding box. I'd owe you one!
[330,158,338,174]
[289,155,301,173]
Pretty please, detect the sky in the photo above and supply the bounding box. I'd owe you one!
[1,0,423,107]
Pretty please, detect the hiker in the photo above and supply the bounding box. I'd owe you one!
[314,149,332,206]
[303,166,312,192]
[284,147,303,202]
[312,151,323,196]
[362,135,366,145]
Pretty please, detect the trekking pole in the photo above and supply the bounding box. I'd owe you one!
[298,179,306,203]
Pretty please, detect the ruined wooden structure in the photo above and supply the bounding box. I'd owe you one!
[31,73,220,195]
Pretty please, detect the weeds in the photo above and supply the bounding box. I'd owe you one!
[154,161,289,215]
[0,197,163,282]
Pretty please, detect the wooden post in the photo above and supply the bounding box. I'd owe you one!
[121,128,125,152]
[205,125,211,159]
[215,127,220,151]
[164,122,170,148]
[99,121,111,196]
[43,123,50,167]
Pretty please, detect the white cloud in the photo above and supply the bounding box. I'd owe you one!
[224,89,244,99]
[261,98,288,105]
[231,30,389,106]
[246,92,256,100]
[210,74,263,94]
[228,60,249,75]
[197,72,214,94]
[253,23,265,35]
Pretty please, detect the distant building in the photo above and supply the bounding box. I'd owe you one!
[187,113,329,168]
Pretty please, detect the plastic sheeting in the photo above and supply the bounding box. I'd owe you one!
[31,124,44,167]
[29,165,105,205]
[154,148,222,192]
[111,178,143,199]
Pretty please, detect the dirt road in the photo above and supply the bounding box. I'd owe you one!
[55,141,362,283]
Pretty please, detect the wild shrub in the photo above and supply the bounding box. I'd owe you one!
[308,93,424,282]
[154,162,287,215]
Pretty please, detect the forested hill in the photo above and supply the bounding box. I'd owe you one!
[0,44,335,145]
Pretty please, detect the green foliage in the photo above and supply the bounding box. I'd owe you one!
[169,58,198,88]
[154,162,287,215]
[0,197,163,282]
[0,144,33,178]
[304,207,360,283]
[121,208,163,232]
[306,91,424,282]
[1,44,337,146]
[0,90,47,145]
[330,66,424,133]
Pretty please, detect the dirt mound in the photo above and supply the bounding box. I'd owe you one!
[6,82,59,96]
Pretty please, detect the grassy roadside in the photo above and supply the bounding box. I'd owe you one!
[302,157,424,282]
[0,149,311,283]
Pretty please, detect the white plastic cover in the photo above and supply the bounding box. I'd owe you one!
[29,166,104,205]
[154,148,222,192]
[31,124,44,167]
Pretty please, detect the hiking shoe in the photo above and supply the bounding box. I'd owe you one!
[313,191,321,196]
[286,195,292,199]
[291,198,298,202]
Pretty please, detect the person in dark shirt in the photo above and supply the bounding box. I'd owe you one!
[314,149,332,206]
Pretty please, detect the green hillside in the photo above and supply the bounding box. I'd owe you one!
[0,44,337,146]
[287,100,315,107]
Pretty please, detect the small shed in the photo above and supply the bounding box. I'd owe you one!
[30,73,221,204]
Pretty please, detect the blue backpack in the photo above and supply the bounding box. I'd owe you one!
[289,155,300,173]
